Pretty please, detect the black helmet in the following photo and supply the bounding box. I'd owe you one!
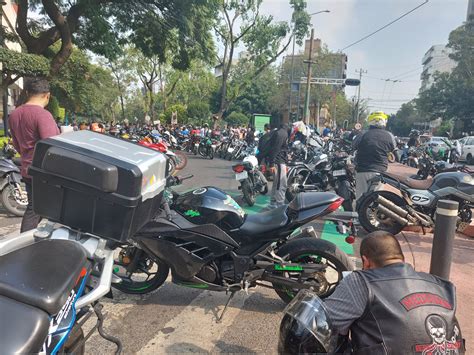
[278,290,344,354]
[409,129,420,137]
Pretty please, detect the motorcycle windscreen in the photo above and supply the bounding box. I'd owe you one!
[282,290,339,353]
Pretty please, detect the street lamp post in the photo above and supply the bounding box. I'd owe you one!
[288,10,329,123]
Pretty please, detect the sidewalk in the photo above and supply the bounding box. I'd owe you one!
[383,164,474,350]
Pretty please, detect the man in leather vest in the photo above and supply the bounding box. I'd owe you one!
[324,231,465,354]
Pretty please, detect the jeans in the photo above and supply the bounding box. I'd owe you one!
[270,163,287,207]
[20,180,41,233]
[355,172,382,201]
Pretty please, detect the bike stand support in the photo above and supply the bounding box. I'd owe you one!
[216,291,236,323]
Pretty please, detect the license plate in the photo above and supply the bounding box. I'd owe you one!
[211,145,216,149]
[195,143,199,147]
[235,171,248,180]
[333,169,346,177]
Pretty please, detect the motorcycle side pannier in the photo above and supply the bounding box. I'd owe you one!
[29,131,168,242]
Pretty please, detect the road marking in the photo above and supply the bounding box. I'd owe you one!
[141,290,247,353]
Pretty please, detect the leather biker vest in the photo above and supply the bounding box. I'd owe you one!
[351,263,464,355]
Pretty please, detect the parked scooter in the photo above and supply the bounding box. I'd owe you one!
[0,142,27,216]
[232,155,268,206]
[198,136,215,159]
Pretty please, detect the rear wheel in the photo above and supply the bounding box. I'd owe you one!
[1,184,27,216]
[241,180,256,206]
[467,154,473,165]
[208,147,214,159]
[112,247,169,294]
[357,190,406,235]
[174,151,188,170]
[272,238,353,303]
[387,152,396,163]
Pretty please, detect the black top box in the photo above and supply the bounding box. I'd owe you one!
[29,131,168,242]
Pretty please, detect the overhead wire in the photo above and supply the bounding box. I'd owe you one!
[340,0,430,51]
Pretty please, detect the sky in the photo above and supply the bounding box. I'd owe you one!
[258,0,469,114]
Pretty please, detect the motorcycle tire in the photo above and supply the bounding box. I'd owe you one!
[198,145,206,157]
[273,238,354,303]
[58,325,85,355]
[113,250,170,295]
[1,185,27,217]
[261,184,268,195]
[241,180,256,206]
[387,152,396,163]
[285,175,306,203]
[357,190,406,235]
[168,158,177,176]
[208,148,214,160]
[174,151,188,170]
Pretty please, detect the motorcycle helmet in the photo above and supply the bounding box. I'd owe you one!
[278,290,342,354]
[409,129,420,137]
[367,111,388,128]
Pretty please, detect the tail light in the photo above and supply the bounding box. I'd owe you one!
[345,235,356,244]
[325,197,344,213]
[233,165,245,173]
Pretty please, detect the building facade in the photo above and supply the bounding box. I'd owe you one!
[468,0,474,20]
[420,45,457,92]
[1,0,23,119]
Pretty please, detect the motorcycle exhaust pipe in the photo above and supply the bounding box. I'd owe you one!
[376,204,409,225]
[377,195,417,223]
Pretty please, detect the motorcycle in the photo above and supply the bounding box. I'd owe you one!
[232,155,268,206]
[112,175,356,309]
[0,224,122,354]
[139,133,187,173]
[197,136,216,159]
[286,151,356,211]
[357,170,474,235]
[0,143,28,216]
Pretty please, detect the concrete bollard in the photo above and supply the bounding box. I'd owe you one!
[429,200,459,280]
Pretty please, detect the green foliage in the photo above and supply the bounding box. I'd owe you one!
[417,18,474,134]
[50,46,119,121]
[187,101,211,122]
[0,48,49,79]
[164,104,187,124]
[435,120,453,136]
[47,96,61,121]
[226,111,249,126]
[388,101,425,136]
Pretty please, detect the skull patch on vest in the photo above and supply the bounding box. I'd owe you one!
[414,314,463,354]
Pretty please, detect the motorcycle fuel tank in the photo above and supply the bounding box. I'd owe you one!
[175,187,245,230]
[430,172,474,196]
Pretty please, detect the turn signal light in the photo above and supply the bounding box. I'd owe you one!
[345,235,356,244]
[233,165,245,173]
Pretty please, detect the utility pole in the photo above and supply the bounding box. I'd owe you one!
[303,28,315,125]
[288,34,296,123]
[0,1,8,137]
[355,68,367,123]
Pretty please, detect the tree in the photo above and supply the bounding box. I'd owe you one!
[417,18,474,134]
[187,101,211,123]
[46,95,60,120]
[50,46,118,121]
[14,0,218,81]
[105,55,134,121]
[226,111,249,126]
[388,100,425,136]
[214,0,310,119]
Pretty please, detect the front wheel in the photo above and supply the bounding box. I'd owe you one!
[174,151,188,170]
[112,247,169,294]
[241,180,256,206]
[208,147,214,160]
[1,184,27,216]
[357,190,406,235]
[272,238,353,303]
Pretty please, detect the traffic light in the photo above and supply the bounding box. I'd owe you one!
[345,78,361,86]
[341,55,348,89]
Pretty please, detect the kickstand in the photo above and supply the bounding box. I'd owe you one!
[216,291,236,323]
[94,303,123,355]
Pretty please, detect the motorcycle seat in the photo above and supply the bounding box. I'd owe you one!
[0,295,49,354]
[384,172,433,190]
[288,191,341,211]
[0,239,88,315]
[239,205,288,235]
